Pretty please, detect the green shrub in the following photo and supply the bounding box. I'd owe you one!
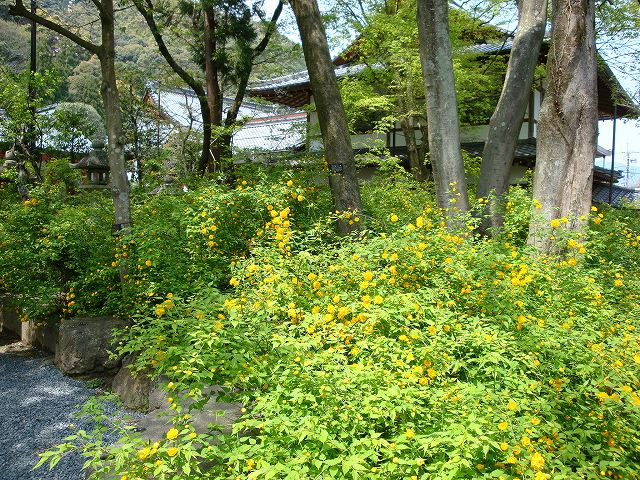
[37,178,640,480]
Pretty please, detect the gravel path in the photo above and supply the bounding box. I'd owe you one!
[0,348,136,480]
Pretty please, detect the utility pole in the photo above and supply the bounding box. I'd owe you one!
[608,103,617,204]
[626,150,630,188]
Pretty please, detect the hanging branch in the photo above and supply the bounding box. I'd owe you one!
[225,0,284,126]
[9,0,101,56]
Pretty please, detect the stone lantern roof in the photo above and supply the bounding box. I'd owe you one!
[71,141,110,188]
[71,140,109,171]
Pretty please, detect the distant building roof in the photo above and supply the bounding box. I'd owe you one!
[232,113,307,152]
[250,63,369,93]
[249,41,638,118]
[461,138,611,161]
[592,182,639,206]
[146,88,290,129]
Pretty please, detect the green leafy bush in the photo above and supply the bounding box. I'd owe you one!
[34,180,640,480]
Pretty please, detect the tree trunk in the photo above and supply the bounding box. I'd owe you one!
[9,0,131,275]
[290,0,363,234]
[198,95,214,174]
[526,0,597,251]
[399,116,424,182]
[133,0,214,175]
[98,2,131,235]
[203,6,222,174]
[476,0,547,234]
[417,0,470,217]
[396,86,425,182]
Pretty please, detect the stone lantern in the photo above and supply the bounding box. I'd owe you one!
[72,140,110,189]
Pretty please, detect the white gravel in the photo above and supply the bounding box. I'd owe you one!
[0,351,137,480]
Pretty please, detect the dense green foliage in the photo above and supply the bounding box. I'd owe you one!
[1,1,639,478]
[8,164,639,480]
[337,4,509,138]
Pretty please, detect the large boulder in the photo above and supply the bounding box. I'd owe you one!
[111,355,163,411]
[54,316,127,375]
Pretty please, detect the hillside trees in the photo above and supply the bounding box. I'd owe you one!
[9,0,132,236]
[133,0,285,174]
[290,0,364,233]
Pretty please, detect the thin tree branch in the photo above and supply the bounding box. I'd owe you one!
[9,0,101,55]
[133,0,205,98]
[252,0,284,59]
[225,0,284,127]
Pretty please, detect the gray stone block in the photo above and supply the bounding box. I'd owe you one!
[54,316,127,375]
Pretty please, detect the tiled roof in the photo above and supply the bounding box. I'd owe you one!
[232,113,307,152]
[249,41,637,118]
[466,41,514,54]
[249,63,370,93]
[461,138,610,159]
[592,182,639,206]
[248,43,517,93]
[148,88,289,129]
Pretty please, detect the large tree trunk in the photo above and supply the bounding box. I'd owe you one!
[417,0,470,217]
[202,6,223,174]
[290,0,363,234]
[527,0,597,251]
[199,95,214,174]
[98,2,131,235]
[476,0,548,234]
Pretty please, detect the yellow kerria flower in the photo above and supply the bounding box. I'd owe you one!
[390,214,399,222]
[550,218,561,228]
[530,452,545,470]
[405,428,415,439]
[138,447,151,460]
[167,447,178,457]
[507,399,517,411]
[498,421,508,431]
[166,428,179,440]
[145,259,152,267]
